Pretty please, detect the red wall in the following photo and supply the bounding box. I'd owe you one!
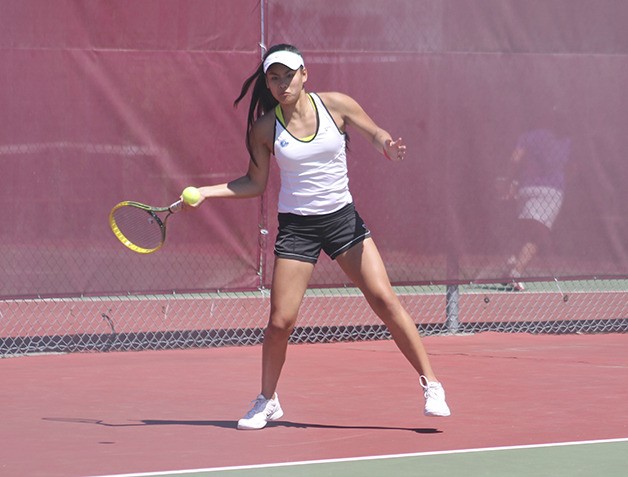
[1,0,627,297]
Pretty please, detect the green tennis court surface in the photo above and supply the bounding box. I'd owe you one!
[94,439,628,477]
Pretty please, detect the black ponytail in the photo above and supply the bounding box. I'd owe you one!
[234,44,303,165]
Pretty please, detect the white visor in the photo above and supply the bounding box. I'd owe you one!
[263,50,304,73]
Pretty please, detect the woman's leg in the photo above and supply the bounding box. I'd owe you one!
[237,257,314,430]
[335,238,450,416]
[335,237,437,380]
[261,256,315,398]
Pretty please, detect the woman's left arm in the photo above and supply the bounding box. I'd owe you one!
[321,91,406,161]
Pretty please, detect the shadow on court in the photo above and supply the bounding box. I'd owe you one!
[43,416,440,434]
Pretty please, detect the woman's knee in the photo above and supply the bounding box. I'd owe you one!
[266,311,297,337]
[367,290,403,321]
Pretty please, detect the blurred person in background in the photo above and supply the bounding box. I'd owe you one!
[501,109,571,291]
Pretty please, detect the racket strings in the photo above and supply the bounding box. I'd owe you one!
[112,206,164,251]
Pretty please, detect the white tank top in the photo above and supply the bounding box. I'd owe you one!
[273,93,353,215]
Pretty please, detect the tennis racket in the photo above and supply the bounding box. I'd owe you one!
[109,199,184,254]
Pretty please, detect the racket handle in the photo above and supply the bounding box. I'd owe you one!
[168,199,184,213]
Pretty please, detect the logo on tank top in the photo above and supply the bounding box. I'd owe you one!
[280,139,289,148]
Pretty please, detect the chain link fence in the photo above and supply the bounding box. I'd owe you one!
[1,1,627,357]
[1,280,626,357]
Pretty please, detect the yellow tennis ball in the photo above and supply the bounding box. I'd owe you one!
[182,186,201,205]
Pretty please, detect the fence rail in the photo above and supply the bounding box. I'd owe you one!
[2,279,625,357]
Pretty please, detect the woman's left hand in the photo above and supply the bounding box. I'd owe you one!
[384,138,406,161]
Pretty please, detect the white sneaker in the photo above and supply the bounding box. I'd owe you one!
[511,281,526,291]
[509,269,526,291]
[237,393,284,430]
[420,376,451,417]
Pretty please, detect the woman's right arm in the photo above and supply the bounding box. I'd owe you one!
[191,116,273,206]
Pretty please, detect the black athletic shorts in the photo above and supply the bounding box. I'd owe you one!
[274,202,371,264]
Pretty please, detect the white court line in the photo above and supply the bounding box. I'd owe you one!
[89,437,628,477]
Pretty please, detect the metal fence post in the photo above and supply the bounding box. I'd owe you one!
[446,284,460,333]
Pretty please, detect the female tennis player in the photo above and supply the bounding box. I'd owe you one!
[189,44,451,429]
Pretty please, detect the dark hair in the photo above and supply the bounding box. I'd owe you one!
[234,44,303,164]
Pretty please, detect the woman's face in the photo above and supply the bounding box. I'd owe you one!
[265,63,307,104]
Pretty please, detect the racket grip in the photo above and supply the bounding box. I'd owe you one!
[169,199,184,213]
